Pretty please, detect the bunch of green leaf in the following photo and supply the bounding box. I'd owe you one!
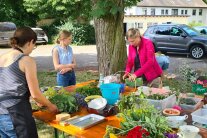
[43,86,70,100]
[178,62,198,83]
[119,111,170,137]
[105,100,171,138]
[141,112,171,138]
[50,94,78,113]
[88,81,99,87]
[117,93,137,113]
[58,87,71,95]
[179,97,197,105]
[147,94,167,100]
[43,87,57,100]
[75,86,101,96]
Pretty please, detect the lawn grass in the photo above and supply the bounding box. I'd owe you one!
[36,70,99,138]
[37,70,99,87]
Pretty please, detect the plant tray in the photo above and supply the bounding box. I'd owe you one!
[191,109,207,125]
[179,97,201,110]
[137,94,176,110]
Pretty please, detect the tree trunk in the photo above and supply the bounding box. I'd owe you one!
[93,1,127,76]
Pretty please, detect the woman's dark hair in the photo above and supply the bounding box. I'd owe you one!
[9,27,37,48]
[56,30,72,44]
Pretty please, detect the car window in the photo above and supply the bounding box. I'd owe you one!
[182,26,199,36]
[170,27,183,36]
[146,27,154,34]
[0,22,16,32]
[155,26,170,35]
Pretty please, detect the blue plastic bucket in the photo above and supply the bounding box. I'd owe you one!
[100,83,121,105]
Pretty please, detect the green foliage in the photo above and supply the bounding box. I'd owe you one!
[24,0,92,21]
[40,20,62,44]
[56,20,96,45]
[203,0,207,4]
[117,93,137,112]
[50,94,78,113]
[23,0,140,21]
[106,100,171,137]
[75,85,101,96]
[0,0,37,26]
[178,62,198,83]
[188,21,205,27]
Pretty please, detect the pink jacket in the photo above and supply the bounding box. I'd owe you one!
[125,37,162,82]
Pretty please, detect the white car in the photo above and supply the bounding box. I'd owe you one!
[31,27,48,45]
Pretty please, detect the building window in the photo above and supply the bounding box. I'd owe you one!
[185,10,188,15]
[161,9,164,15]
[192,9,196,15]
[147,22,158,27]
[172,9,178,15]
[199,9,202,16]
[151,8,155,15]
[181,10,184,15]
[142,8,147,15]
[165,10,168,15]
[134,22,143,29]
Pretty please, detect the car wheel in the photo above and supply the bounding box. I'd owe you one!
[190,46,204,59]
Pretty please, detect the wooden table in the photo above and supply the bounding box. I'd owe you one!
[33,82,207,138]
[33,82,135,138]
[33,108,121,138]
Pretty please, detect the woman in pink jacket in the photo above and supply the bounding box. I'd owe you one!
[123,28,162,84]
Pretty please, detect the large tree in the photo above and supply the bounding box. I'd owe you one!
[24,0,140,75]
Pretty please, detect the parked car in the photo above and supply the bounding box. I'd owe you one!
[0,22,16,46]
[194,26,207,35]
[143,24,207,59]
[31,27,48,45]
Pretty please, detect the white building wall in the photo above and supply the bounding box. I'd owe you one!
[125,6,207,24]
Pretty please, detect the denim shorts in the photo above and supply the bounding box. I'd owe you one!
[0,114,17,138]
[57,70,76,87]
[156,55,169,70]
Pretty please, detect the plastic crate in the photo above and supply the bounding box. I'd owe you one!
[191,109,207,125]
[137,94,176,110]
[179,97,201,110]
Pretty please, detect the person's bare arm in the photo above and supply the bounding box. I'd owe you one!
[72,56,76,68]
[20,56,58,113]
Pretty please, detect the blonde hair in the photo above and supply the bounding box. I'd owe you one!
[126,28,141,39]
[56,30,72,44]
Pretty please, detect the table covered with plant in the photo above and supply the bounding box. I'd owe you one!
[32,78,207,138]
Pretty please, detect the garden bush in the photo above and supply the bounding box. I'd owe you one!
[40,20,61,44]
[56,20,96,45]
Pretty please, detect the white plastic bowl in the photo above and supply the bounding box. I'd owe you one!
[88,98,107,110]
[166,115,188,128]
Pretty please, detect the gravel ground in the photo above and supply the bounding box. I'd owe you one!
[1,45,207,73]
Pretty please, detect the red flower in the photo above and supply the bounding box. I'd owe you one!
[127,126,150,138]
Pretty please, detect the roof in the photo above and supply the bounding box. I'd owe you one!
[137,0,207,8]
